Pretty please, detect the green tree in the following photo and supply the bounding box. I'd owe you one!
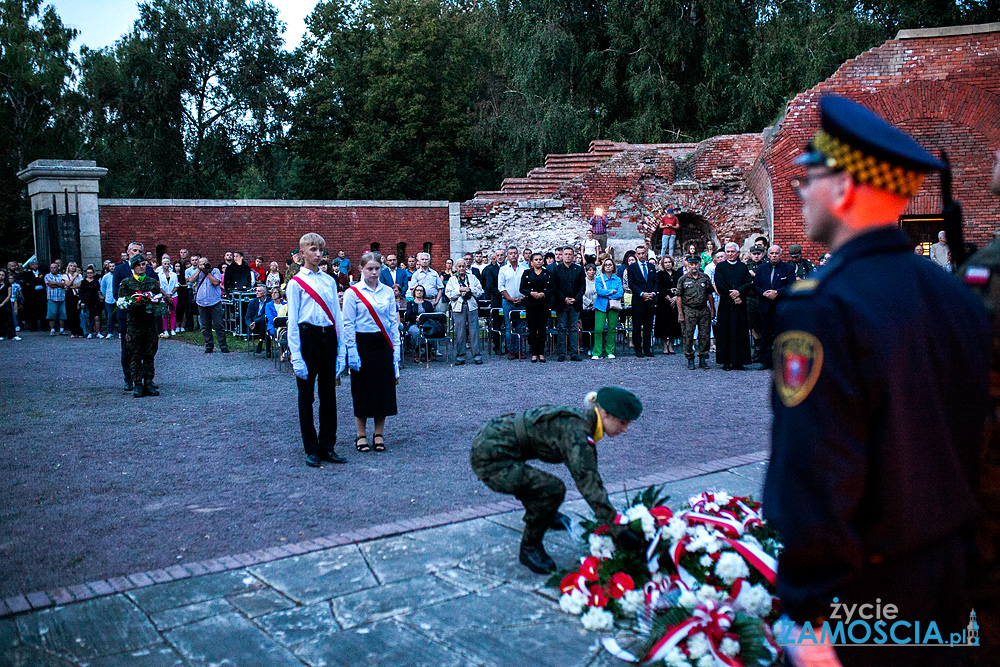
[0,0,78,261]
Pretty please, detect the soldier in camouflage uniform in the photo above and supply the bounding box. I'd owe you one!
[119,255,162,397]
[676,255,715,370]
[470,387,644,574]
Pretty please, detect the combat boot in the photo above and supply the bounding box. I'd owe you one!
[144,380,159,396]
[133,383,144,398]
[687,358,696,370]
[549,512,571,531]
[699,358,710,369]
[519,539,556,574]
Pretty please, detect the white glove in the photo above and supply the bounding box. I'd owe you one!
[348,349,361,371]
[292,358,308,380]
[336,355,346,378]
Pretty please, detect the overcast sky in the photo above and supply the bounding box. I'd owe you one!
[47,0,317,51]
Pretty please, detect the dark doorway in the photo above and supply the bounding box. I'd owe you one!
[396,242,407,262]
[156,244,167,265]
[675,213,715,256]
[900,215,943,248]
[370,242,381,253]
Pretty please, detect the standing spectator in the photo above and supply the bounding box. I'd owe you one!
[700,240,716,269]
[438,258,454,312]
[714,242,753,370]
[184,254,202,331]
[331,259,350,292]
[343,252,399,453]
[582,231,601,265]
[246,284,276,356]
[189,257,228,353]
[114,242,157,390]
[479,250,503,355]
[172,261,187,332]
[336,250,351,279]
[287,233,347,468]
[407,252,444,308]
[930,230,951,271]
[285,249,302,285]
[178,248,189,264]
[224,251,253,292]
[498,246,526,359]
[44,262,66,335]
[156,255,178,337]
[252,256,267,284]
[655,255,681,354]
[592,258,624,359]
[745,245,766,361]
[100,263,118,338]
[677,256,715,369]
[625,245,657,357]
[405,255,417,277]
[405,286,435,361]
[379,254,408,289]
[63,262,84,337]
[445,258,485,365]
[265,262,282,289]
[520,247,532,268]
[471,250,487,277]
[552,246,585,362]
[0,270,18,340]
[519,252,554,363]
[589,207,608,249]
[21,260,45,331]
[543,252,557,270]
[119,255,162,397]
[787,244,816,280]
[704,249,724,285]
[79,266,103,338]
[581,263,597,349]
[753,245,796,369]
[657,207,680,257]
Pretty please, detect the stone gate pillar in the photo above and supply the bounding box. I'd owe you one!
[17,159,107,269]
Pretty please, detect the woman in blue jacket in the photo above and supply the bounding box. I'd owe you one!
[591,258,624,359]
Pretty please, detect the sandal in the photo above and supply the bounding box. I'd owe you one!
[372,435,386,452]
[355,436,371,452]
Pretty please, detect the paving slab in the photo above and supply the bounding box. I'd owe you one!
[127,570,263,615]
[330,574,466,629]
[0,619,17,651]
[227,588,296,619]
[15,595,160,660]
[248,546,378,605]
[148,598,234,631]
[431,568,506,594]
[164,612,302,667]
[253,602,339,648]
[359,534,470,584]
[82,645,186,667]
[729,461,769,486]
[294,619,468,667]
[0,644,77,666]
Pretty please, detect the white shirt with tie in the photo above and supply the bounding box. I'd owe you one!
[286,266,346,369]
[342,280,402,378]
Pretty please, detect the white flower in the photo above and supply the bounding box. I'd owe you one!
[733,582,773,618]
[696,585,722,604]
[720,637,740,657]
[665,517,688,543]
[678,590,698,608]
[625,505,657,539]
[687,632,710,659]
[589,533,615,559]
[620,589,645,615]
[580,607,614,631]
[699,554,713,568]
[664,647,688,667]
[697,655,719,667]
[713,491,732,506]
[559,590,587,615]
[686,525,722,554]
[115,297,127,308]
[714,552,750,585]
[741,533,762,549]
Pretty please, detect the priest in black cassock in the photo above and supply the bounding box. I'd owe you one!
[713,242,753,370]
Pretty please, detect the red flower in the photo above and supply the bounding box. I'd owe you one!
[649,506,673,525]
[580,556,601,582]
[594,524,611,536]
[608,572,635,599]
[587,584,609,607]
[561,572,583,594]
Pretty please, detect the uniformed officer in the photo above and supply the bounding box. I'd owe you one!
[119,255,163,398]
[470,387,644,574]
[787,244,815,280]
[763,96,990,667]
[676,255,715,370]
[746,245,767,361]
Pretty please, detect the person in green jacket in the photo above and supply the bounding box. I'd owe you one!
[119,255,162,397]
[470,387,644,574]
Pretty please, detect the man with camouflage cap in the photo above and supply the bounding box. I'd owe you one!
[119,255,163,398]
[676,255,715,370]
[470,387,644,574]
[787,244,815,280]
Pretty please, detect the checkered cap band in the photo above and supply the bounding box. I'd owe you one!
[813,130,925,197]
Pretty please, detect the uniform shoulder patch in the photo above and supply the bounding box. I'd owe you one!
[774,330,824,408]
[790,278,818,293]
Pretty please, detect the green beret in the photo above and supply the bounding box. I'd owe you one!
[290,249,300,257]
[596,387,642,421]
[129,255,143,268]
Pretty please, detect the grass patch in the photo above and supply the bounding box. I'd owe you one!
[167,330,254,353]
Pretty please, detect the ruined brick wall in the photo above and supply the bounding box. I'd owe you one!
[99,200,452,277]
[765,24,1000,259]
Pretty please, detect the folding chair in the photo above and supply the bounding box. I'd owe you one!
[415,312,452,366]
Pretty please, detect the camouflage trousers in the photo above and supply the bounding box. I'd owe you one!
[470,423,566,544]
[681,306,711,359]
[126,318,158,383]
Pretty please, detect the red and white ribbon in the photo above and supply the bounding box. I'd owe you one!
[722,537,778,585]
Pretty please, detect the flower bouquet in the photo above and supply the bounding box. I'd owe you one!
[549,486,783,665]
[116,292,168,317]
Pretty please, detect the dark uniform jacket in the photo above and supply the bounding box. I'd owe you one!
[763,227,990,623]
[752,260,796,314]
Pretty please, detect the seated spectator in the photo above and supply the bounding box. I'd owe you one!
[268,287,289,361]
[392,284,406,325]
[246,284,277,356]
[265,262,282,288]
[405,285,436,362]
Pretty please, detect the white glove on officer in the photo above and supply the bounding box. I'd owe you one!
[292,358,308,380]
[348,348,361,371]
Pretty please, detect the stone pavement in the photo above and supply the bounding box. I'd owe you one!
[0,461,767,667]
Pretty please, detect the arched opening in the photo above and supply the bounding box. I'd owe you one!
[674,213,715,257]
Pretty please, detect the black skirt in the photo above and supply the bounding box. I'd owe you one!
[350,331,398,418]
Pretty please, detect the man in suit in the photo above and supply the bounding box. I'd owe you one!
[246,284,276,356]
[625,244,657,357]
[752,244,795,369]
[552,246,585,361]
[479,250,503,355]
[379,254,408,289]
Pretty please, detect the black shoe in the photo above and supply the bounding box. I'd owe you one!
[220,347,230,353]
[570,354,582,362]
[205,347,213,354]
[699,358,710,369]
[519,540,557,574]
[143,381,159,397]
[732,364,744,371]
[150,382,158,390]
[474,356,483,365]
[455,358,465,366]
[688,358,696,370]
[305,454,322,468]
[319,450,347,464]
[133,385,144,398]
[255,343,263,354]
[635,351,644,358]
[124,380,134,391]
[557,354,566,362]
[549,513,571,531]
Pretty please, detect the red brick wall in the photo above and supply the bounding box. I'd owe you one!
[766,28,1000,258]
[98,202,451,278]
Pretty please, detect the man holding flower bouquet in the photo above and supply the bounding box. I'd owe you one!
[119,255,164,397]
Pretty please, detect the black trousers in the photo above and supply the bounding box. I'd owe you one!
[525,306,548,356]
[119,311,132,382]
[759,309,777,368]
[297,323,338,457]
[631,298,655,353]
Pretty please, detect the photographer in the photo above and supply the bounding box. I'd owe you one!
[188,257,228,353]
[444,259,485,365]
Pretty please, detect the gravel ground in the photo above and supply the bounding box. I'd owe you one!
[0,331,771,596]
